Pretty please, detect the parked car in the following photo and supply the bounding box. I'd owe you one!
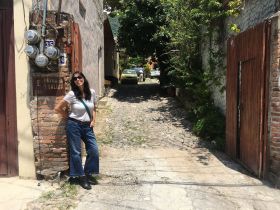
[150,68,160,79]
[120,69,138,84]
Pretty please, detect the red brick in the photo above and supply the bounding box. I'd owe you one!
[271,132,280,138]
[271,116,280,122]
[272,137,280,142]
[271,92,280,97]
[271,127,280,133]
[272,82,279,87]
[272,107,280,112]
[271,102,280,107]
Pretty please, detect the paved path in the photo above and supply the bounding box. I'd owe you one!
[76,80,280,210]
[0,177,53,210]
[77,147,280,210]
[12,79,280,210]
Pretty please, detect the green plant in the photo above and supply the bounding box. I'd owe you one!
[158,0,241,149]
[32,181,79,210]
[60,182,78,198]
[41,191,55,200]
[192,104,225,150]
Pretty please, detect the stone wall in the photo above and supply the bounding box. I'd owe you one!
[226,0,277,35]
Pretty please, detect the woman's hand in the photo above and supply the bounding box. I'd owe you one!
[90,120,96,128]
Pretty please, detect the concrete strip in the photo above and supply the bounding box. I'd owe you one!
[0,177,53,210]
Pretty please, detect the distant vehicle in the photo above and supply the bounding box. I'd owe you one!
[132,67,146,82]
[150,69,160,79]
[120,69,138,84]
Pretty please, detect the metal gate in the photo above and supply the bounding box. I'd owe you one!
[226,21,270,177]
[0,5,18,176]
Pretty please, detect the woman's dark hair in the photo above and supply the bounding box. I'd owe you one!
[70,71,92,100]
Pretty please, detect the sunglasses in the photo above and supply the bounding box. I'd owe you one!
[73,76,83,81]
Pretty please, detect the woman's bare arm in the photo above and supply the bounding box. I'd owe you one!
[90,104,97,127]
[54,100,69,119]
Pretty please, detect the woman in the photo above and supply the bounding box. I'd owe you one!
[55,71,99,190]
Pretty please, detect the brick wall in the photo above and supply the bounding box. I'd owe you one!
[30,69,70,178]
[268,16,280,186]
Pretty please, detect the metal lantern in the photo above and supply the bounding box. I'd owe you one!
[35,53,49,67]
[44,46,60,59]
[24,45,39,58]
[24,30,40,44]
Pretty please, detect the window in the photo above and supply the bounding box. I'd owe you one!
[79,1,86,19]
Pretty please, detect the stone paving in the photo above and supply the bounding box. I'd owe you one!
[25,79,280,210]
[76,79,280,210]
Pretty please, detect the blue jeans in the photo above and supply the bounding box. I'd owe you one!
[66,119,99,177]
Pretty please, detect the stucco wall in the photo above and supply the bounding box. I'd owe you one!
[14,0,36,178]
[201,31,226,114]
[104,18,118,81]
[49,0,105,97]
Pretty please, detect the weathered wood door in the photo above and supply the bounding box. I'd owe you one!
[0,16,7,174]
[0,2,18,176]
[226,22,270,177]
[239,58,262,174]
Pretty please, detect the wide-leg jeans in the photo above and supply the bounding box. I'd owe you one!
[66,119,99,177]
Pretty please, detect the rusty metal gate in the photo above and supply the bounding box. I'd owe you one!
[0,3,18,176]
[226,21,271,177]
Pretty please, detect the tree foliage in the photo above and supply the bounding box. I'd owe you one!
[117,0,167,58]
[104,0,123,12]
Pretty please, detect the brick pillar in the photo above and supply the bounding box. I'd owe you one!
[31,70,71,178]
[27,11,75,179]
[268,15,280,186]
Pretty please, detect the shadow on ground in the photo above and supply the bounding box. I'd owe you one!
[108,81,273,188]
[110,82,164,103]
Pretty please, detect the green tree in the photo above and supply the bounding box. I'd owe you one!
[117,0,167,58]
[104,0,122,12]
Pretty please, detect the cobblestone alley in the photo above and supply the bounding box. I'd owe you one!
[28,79,280,210]
[75,79,280,210]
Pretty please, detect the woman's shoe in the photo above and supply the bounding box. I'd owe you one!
[86,174,98,185]
[68,177,79,185]
[78,176,91,190]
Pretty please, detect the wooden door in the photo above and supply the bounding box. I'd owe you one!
[239,58,262,174]
[0,30,7,174]
[226,21,270,177]
[0,2,18,176]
